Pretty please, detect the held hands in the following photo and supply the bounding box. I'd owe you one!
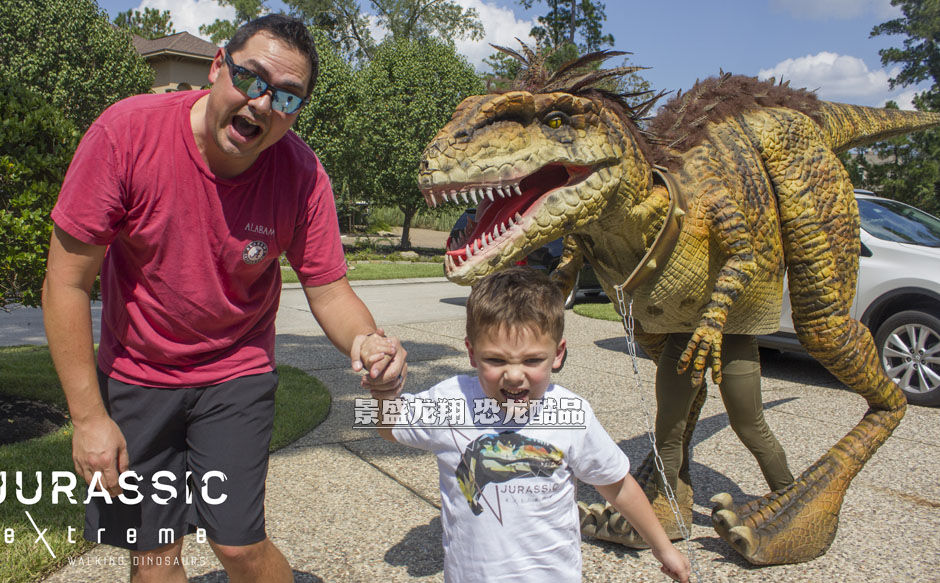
[653,545,692,583]
[71,413,129,497]
[351,328,407,394]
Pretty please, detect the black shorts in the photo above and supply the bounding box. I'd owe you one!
[85,370,278,551]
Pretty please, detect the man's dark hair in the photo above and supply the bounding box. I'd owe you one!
[226,14,319,95]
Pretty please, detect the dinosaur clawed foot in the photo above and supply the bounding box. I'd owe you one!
[710,493,757,558]
[579,501,651,548]
[579,487,692,548]
[709,472,842,565]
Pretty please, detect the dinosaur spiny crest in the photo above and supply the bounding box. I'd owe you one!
[489,41,665,127]
[648,73,823,167]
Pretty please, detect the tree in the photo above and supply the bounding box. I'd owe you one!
[347,38,483,248]
[0,0,154,131]
[871,0,940,111]
[853,0,940,213]
[284,0,483,62]
[114,7,176,39]
[519,0,614,53]
[0,77,79,307]
[292,31,360,222]
[485,1,622,92]
[200,0,269,45]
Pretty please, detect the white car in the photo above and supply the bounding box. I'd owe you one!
[758,191,940,407]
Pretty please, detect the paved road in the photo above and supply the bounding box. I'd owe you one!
[4,280,938,582]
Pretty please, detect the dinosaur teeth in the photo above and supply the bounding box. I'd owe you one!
[513,184,522,196]
[493,226,499,240]
[499,223,506,235]
[514,212,523,223]
[486,187,494,201]
[465,244,472,257]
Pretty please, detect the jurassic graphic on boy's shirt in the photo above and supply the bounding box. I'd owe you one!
[456,431,563,516]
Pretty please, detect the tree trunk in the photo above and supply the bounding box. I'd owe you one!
[569,0,576,45]
[400,206,416,250]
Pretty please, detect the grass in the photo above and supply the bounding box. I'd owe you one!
[369,205,466,232]
[573,299,621,322]
[0,345,330,583]
[281,261,445,284]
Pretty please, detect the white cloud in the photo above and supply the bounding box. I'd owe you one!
[758,51,923,108]
[453,0,536,70]
[137,0,235,40]
[770,0,899,20]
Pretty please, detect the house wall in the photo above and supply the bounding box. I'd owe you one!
[149,57,212,93]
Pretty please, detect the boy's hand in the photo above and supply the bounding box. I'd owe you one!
[653,545,691,583]
[351,328,407,391]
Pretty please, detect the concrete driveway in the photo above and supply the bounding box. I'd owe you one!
[9,279,938,583]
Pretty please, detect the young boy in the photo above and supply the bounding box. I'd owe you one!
[369,267,690,582]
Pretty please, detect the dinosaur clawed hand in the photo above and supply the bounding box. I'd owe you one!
[678,323,724,387]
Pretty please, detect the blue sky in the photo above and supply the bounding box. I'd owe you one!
[96,0,926,109]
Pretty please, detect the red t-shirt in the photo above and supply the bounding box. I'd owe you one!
[52,90,347,387]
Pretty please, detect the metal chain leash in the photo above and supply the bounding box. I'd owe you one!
[615,285,704,583]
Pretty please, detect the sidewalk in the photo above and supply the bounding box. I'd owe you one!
[34,282,940,582]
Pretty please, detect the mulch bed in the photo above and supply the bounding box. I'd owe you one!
[0,395,67,445]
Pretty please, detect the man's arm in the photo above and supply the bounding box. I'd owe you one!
[42,226,127,495]
[302,277,407,389]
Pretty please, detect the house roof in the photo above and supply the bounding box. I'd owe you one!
[132,31,218,60]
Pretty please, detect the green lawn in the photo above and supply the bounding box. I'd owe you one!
[572,299,621,322]
[0,345,330,583]
[281,261,445,283]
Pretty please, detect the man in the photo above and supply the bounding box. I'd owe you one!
[42,14,404,583]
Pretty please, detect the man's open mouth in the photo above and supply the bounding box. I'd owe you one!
[232,115,262,139]
[423,163,594,267]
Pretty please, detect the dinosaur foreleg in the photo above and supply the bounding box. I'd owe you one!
[712,128,906,564]
[549,235,584,297]
[580,362,706,547]
[677,185,757,388]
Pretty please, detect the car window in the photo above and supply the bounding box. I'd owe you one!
[857,198,940,248]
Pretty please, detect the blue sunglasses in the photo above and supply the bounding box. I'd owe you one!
[223,50,308,114]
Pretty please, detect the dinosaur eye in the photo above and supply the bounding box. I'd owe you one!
[544,112,567,129]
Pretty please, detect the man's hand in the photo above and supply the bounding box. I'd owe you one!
[71,413,129,497]
[351,328,407,392]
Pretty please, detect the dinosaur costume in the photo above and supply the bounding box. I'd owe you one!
[416,49,940,566]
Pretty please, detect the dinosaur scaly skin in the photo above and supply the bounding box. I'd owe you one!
[418,73,940,565]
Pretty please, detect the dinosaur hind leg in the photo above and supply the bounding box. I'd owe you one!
[712,137,906,564]
[581,356,705,547]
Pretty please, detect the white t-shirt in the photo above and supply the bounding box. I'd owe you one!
[391,375,630,583]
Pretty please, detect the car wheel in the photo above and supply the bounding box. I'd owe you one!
[873,310,940,407]
[564,274,580,309]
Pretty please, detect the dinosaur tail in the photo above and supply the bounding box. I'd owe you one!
[816,102,940,153]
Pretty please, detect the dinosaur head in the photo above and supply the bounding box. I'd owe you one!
[420,89,648,284]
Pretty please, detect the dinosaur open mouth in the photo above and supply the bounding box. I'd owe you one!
[433,163,592,266]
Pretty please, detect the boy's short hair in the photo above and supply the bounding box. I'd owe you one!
[466,267,565,343]
[226,14,319,95]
